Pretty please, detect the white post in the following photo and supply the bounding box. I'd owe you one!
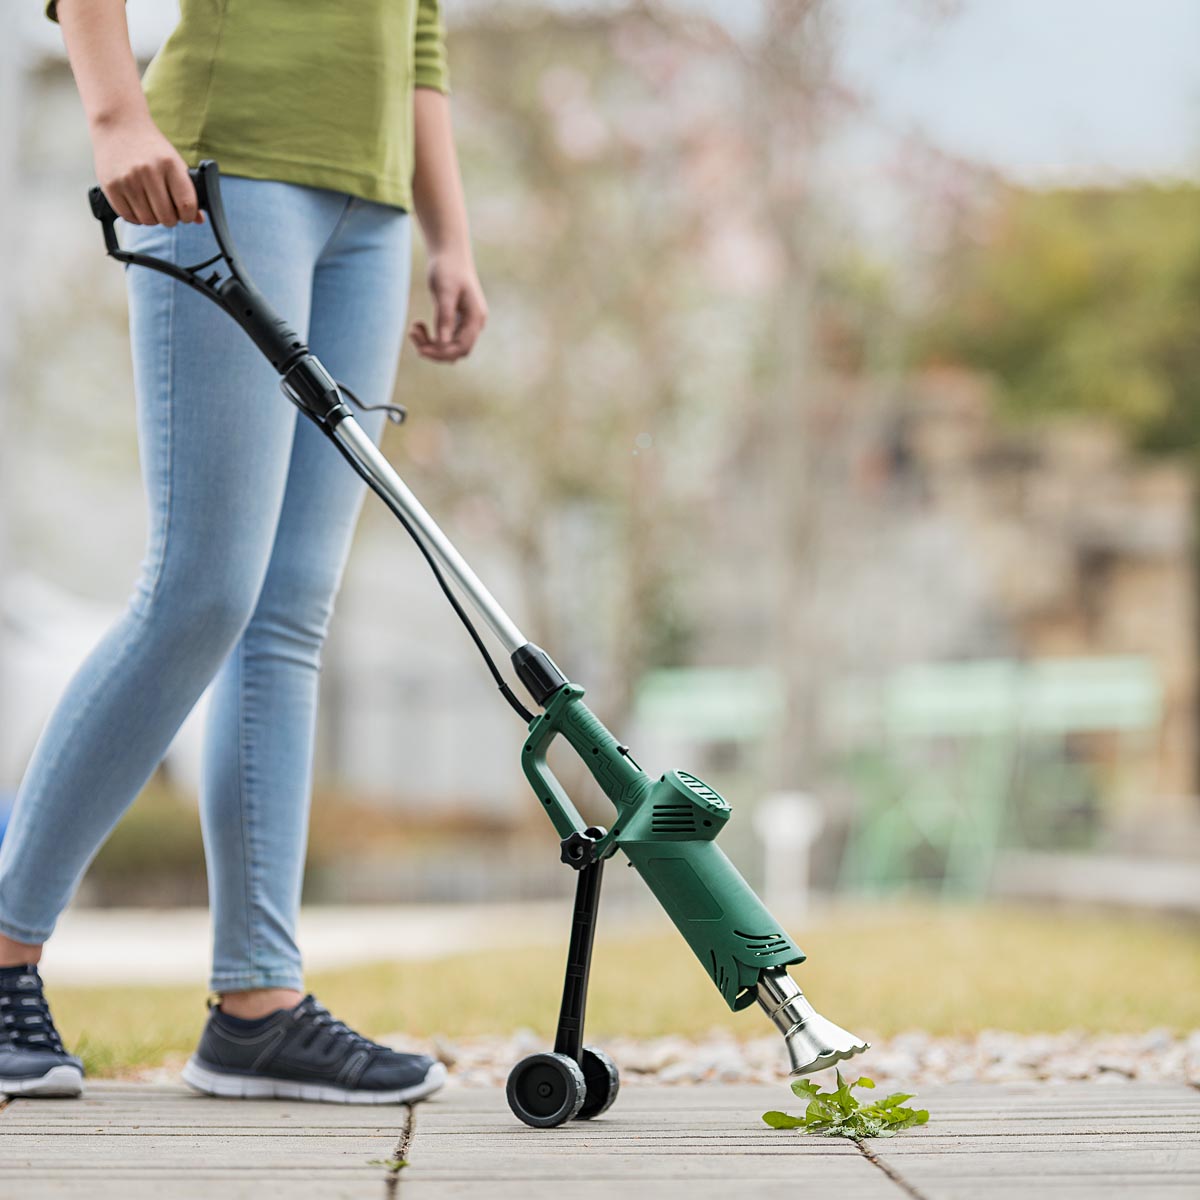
[753,791,825,916]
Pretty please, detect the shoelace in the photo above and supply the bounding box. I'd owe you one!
[0,972,67,1053]
[291,996,381,1056]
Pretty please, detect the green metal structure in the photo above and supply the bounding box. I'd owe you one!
[835,657,1163,896]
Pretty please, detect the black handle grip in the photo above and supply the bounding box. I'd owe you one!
[88,165,210,228]
[87,183,117,225]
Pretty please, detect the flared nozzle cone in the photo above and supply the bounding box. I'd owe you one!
[756,969,870,1076]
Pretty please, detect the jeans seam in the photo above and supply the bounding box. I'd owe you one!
[235,634,259,979]
[210,968,304,992]
[144,224,178,606]
[315,195,358,263]
[0,914,56,945]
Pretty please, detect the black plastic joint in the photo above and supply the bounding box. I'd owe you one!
[559,826,607,870]
[280,355,349,425]
[512,643,569,706]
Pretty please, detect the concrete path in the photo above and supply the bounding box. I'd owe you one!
[2,1080,1198,1199]
[37,903,570,985]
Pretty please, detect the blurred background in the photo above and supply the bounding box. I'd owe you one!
[1,0,1197,1077]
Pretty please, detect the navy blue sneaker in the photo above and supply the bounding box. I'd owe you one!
[182,994,446,1104]
[0,964,84,1097]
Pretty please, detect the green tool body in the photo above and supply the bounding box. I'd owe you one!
[523,683,805,1010]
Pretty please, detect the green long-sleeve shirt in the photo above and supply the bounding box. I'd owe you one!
[47,0,450,209]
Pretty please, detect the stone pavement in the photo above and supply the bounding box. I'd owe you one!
[2,1080,1198,1199]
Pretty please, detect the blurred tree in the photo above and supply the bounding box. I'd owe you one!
[383,0,912,794]
[737,0,839,792]
[919,184,1200,454]
[917,181,1200,786]
[386,8,725,716]
[388,2,853,733]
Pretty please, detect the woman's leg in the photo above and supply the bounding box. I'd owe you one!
[202,200,412,1000]
[0,178,342,956]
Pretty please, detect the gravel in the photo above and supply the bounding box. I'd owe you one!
[380,1028,1200,1089]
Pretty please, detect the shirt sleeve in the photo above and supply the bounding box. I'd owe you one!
[413,0,450,93]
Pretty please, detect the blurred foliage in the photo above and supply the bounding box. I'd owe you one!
[919,184,1200,455]
[87,777,207,905]
[82,779,552,906]
[49,901,1200,1076]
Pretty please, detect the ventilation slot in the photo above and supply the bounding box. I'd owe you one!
[651,802,697,835]
[735,928,791,957]
[676,771,724,803]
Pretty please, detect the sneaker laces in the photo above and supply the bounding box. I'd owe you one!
[291,995,381,1056]
[0,968,67,1054]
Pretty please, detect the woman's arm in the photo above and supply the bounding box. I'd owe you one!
[409,87,487,363]
[55,0,198,226]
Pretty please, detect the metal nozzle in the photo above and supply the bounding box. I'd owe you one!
[756,969,870,1076]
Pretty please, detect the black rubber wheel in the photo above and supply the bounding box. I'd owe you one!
[506,1053,587,1128]
[575,1046,619,1120]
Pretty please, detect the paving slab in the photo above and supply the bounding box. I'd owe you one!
[2,1079,1198,1199]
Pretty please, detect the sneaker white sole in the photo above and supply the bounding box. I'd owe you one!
[0,1063,85,1098]
[180,1057,447,1105]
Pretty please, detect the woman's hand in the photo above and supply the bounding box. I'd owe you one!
[409,249,488,363]
[92,114,202,227]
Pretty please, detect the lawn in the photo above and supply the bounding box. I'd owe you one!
[49,901,1200,1077]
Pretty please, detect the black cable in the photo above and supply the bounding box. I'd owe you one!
[337,379,407,425]
[323,426,537,725]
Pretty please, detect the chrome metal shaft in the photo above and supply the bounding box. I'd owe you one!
[332,416,527,654]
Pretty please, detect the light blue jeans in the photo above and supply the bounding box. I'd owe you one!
[0,177,411,992]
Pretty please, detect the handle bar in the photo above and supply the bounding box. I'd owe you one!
[88,160,310,373]
[88,160,404,426]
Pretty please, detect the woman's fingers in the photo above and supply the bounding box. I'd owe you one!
[410,286,488,364]
[409,320,462,362]
[103,182,135,224]
[455,289,488,356]
[409,321,470,362]
[165,159,203,224]
[113,181,156,227]
[142,167,180,227]
[433,284,458,346]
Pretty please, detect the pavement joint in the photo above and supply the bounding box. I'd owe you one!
[855,1138,929,1200]
[383,1102,418,1199]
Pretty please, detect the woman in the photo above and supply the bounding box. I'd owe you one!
[0,0,484,1102]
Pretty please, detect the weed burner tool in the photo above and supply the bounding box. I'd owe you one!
[89,162,868,1127]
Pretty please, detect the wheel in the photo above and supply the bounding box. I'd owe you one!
[506,1053,587,1128]
[575,1046,619,1120]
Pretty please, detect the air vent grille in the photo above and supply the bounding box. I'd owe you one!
[651,801,697,835]
[735,928,791,957]
[675,771,729,811]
